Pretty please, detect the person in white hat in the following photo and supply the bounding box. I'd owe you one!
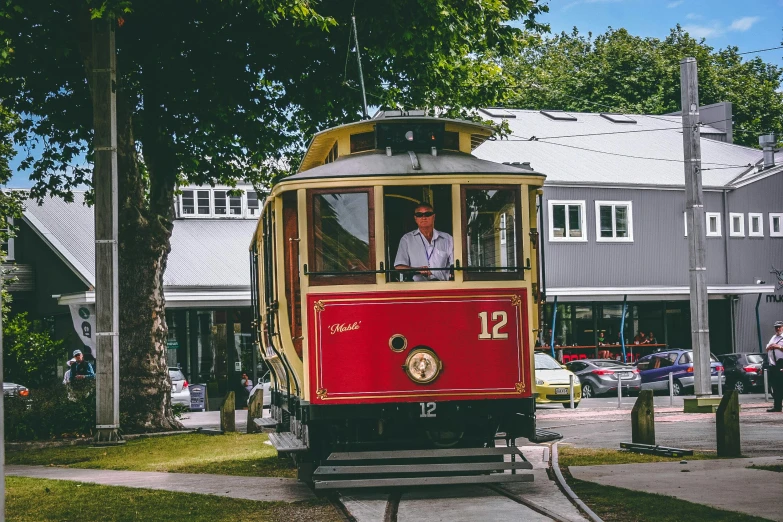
[765,321,783,412]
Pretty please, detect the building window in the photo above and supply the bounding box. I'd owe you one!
[1,217,14,261]
[771,213,783,237]
[729,212,744,237]
[247,191,261,217]
[748,213,763,237]
[595,201,633,242]
[214,190,242,216]
[181,189,211,216]
[548,200,586,242]
[706,212,721,237]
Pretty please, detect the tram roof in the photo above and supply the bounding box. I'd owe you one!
[277,149,545,185]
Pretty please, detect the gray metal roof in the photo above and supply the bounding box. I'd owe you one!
[473,109,767,188]
[282,149,544,184]
[23,192,256,288]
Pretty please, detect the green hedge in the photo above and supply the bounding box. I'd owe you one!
[4,382,96,441]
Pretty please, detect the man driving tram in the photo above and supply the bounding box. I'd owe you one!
[393,202,454,281]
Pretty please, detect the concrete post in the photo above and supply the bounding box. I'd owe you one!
[247,388,264,434]
[716,389,741,457]
[569,374,575,409]
[1,274,5,520]
[632,390,656,445]
[680,57,712,397]
[220,391,236,433]
[617,374,623,408]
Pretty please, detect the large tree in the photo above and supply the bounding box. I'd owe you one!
[502,26,783,147]
[0,0,548,430]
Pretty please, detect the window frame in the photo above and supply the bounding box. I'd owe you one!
[213,190,243,217]
[728,212,745,237]
[547,200,587,243]
[770,213,783,238]
[460,184,523,282]
[594,200,633,243]
[748,213,764,237]
[306,187,376,286]
[180,189,213,218]
[705,212,722,237]
[1,216,14,261]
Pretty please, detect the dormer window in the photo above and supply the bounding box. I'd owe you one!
[178,188,259,219]
[214,191,242,216]
[182,189,211,215]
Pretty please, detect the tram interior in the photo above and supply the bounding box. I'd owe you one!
[383,185,452,282]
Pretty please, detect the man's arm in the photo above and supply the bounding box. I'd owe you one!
[767,336,783,350]
[83,362,96,379]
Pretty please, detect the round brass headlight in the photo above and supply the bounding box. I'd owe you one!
[403,347,442,384]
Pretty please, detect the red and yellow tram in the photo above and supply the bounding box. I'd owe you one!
[250,112,547,484]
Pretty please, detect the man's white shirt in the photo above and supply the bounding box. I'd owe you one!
[767,335,783,364]
[394,229,454,281]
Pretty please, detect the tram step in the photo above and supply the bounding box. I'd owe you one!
[326,446,523,462]
[253,417,279,428]
[530,429,563,443]
[267,432,307,453]
[314,460,532,476]
[314,473,533,490]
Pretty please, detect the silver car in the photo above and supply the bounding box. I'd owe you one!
[169,368,191,407]
[565,359,641,398]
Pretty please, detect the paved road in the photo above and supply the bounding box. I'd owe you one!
[535,394,783,457]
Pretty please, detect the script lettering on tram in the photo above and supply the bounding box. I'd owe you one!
[328,321,362,335]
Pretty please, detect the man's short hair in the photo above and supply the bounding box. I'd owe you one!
[414,203,434,213]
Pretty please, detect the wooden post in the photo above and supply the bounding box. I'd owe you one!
[680,57,712,397]
[247,388,264,434]
[1,273,6,519]
[220,391,236,433]
[631,390,655,445]
[92,15,121,443]
[716,390,741,457]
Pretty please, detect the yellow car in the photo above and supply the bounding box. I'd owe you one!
[534,352,581,408]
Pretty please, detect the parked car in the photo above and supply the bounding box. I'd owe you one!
[636,350,724,396]
[3,382,29,398]
[565,359,641,398]
[717,353,764,394]
[534,352,581,408]
[169,367,191,407]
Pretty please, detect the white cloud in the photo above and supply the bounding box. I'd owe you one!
[666,1,684,7]
[682,24,723,39]
[685,13,702,20]
[729,16,761,32]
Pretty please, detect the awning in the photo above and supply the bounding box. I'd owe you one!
[547,284,776,302]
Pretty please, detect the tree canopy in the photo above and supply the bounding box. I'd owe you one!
[501,26,783,147]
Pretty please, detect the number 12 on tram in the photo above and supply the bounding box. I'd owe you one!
[249,112,545,479]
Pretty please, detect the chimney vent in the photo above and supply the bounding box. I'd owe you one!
[759,134,776,169]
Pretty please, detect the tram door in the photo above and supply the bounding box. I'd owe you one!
[383,185,452,282]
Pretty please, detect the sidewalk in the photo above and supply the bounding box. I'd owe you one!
[5,465,315,503]
[569,456,783,521]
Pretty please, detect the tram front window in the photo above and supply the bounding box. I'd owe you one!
[310,189,374,285]
[463,187,521,281]
[384,186,453,282]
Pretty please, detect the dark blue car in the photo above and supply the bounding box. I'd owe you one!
[636,349,725,396]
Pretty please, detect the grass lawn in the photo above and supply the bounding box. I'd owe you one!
[557,446,716,467]
[6,476,342,522]
[566,478,771,522]
[6,432,296,478]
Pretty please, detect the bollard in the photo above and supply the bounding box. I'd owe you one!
[669,372,674,406]
[716,389,741,457]
[569,374,575,409]
[246,387,264,434]
[632,390,655,445]
[617,374,623,408]
[220,391,236,433]
[717,370,723,396]
[764,369,769,402]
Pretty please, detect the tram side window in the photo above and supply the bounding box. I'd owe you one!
[309,189,375,285]
[462,187,522,281]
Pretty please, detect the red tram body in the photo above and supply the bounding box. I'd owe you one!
[250,112,546,483]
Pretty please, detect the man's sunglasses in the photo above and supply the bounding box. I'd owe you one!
[414,211,435,218]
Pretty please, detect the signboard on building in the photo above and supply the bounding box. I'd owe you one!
[69,304,96,358]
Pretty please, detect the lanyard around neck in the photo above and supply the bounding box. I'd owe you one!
[419,233,434,262]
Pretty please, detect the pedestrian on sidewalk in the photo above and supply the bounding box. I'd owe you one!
[765,320,783,412]
[69,349,95,382]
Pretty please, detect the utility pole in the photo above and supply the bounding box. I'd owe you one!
[1,273,6,520]
[92,16,122,443]
[680,57,712,398]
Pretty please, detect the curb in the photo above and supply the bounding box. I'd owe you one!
[550,442,604,522]
[5,429,196,451]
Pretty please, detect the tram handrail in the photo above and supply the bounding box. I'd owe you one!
[302,262,531,277]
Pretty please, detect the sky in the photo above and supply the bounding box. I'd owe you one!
[6,0,783,188]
